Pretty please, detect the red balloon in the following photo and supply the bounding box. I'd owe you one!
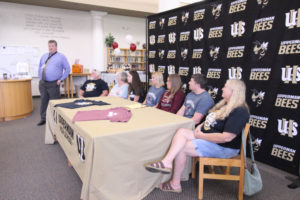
[112,42,118,49]
[130,43,136,51]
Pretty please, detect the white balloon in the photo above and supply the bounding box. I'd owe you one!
[125,34,133,43]
[114,48,121,56]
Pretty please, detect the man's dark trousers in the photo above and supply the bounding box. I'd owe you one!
[39,80,60,121]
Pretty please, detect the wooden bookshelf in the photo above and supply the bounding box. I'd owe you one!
[107,48,146,73]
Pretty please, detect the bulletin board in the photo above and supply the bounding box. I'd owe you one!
[0,45,41,77]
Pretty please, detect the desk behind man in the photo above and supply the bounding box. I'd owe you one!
[37,40,70,126]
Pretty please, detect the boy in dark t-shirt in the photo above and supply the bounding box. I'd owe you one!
[78,70,109,98]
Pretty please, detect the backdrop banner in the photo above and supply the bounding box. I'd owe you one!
[147,0,300,175]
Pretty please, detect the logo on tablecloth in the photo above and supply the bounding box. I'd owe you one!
[76,134,85,162]
[58,115,74,145]
[53,108,57,124]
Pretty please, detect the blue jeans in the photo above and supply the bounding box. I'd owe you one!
[192,139,240,158]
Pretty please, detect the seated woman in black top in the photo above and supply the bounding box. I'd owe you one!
[145,79,250,193]
[78,69,109,98]
[127,70,145,103]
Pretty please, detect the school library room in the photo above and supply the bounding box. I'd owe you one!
[0,0,300,200]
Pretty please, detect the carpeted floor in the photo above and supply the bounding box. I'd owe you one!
[0,97,299,200]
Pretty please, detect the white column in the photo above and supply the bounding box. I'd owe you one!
[90,11,107,71]
[158,0,180,12]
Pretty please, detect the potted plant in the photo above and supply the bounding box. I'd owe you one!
[105,33,115,47]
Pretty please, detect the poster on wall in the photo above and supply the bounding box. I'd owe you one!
[147,0,300,175]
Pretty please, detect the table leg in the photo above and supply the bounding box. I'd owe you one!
[67,76,70,98]
[64,79,67,97]
[71,75,73,98]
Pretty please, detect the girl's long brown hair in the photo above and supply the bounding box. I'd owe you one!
[128,70,143,95]
[168,74,182,101]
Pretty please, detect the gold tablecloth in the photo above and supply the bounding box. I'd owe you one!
[45,96,194,200]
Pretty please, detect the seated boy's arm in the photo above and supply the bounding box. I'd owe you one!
[176,105,185,116]
[192,112,204,125]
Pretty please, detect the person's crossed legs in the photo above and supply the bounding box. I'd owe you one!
[145,128,198,192]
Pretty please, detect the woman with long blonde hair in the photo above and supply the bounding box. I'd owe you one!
[145,79,250,193]
[143,72,165,106]
[157,74,185,114]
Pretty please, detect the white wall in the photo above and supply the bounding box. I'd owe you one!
[0,2,146,95]
[0,2,93,70]
[103,14,146,67]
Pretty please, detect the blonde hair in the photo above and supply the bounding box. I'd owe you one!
[209,79,249,120]
[168,74,182,101]
[152,72,165,87]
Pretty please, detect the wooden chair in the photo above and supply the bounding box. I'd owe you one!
[191,123,250,200]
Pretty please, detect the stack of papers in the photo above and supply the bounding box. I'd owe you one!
[125,104,146,109]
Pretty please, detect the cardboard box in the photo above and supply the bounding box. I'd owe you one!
[72,64,83,73]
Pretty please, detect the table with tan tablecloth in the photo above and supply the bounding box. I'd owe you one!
[45,96,194,200]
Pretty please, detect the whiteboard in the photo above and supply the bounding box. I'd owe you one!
[0,45,41,77]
